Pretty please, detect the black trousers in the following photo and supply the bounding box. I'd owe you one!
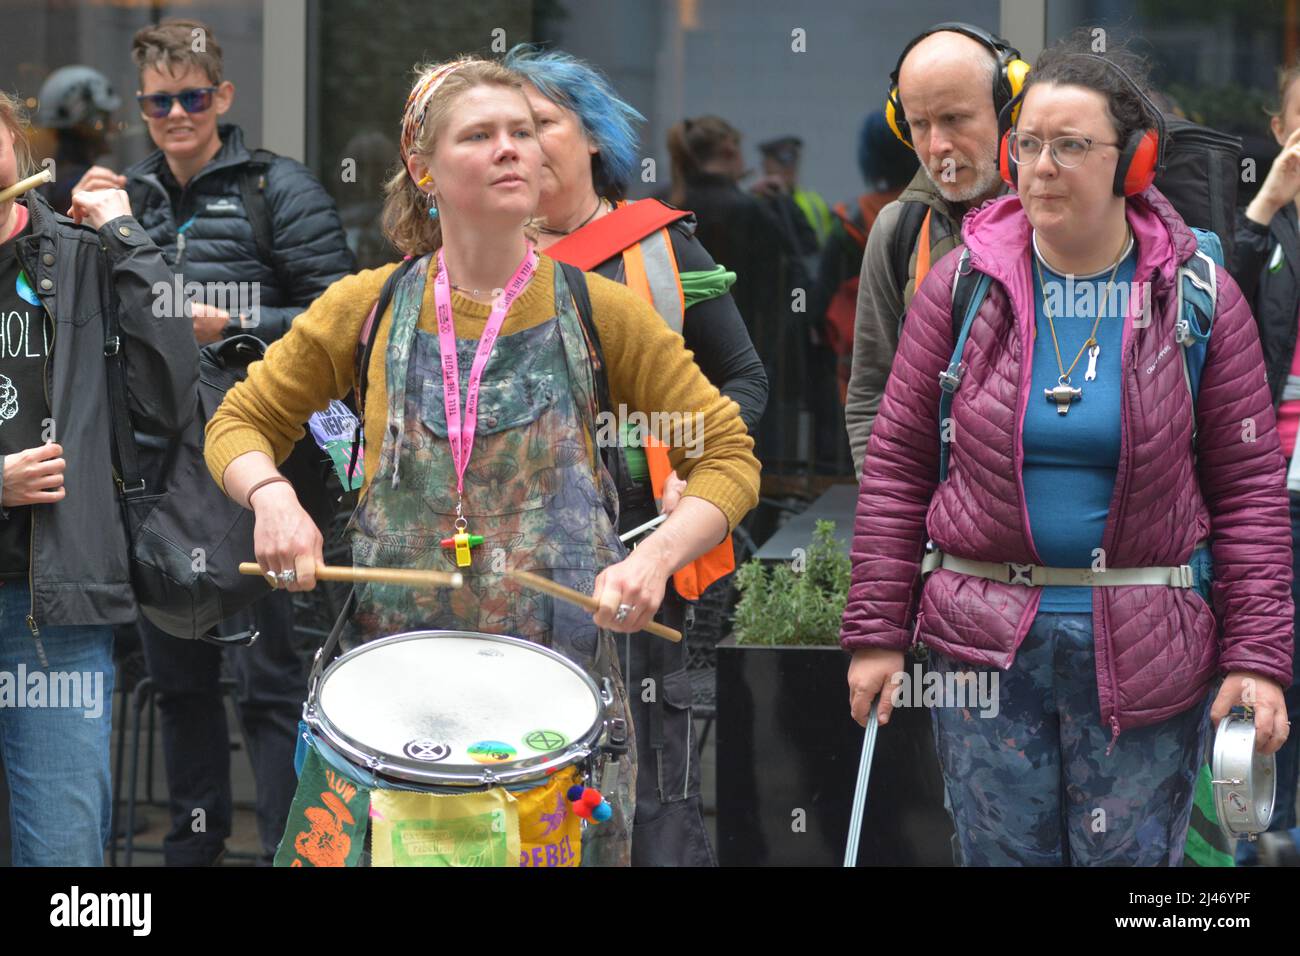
[620,590,716,866]
[138,591,305,865]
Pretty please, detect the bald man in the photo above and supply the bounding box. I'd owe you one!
[845,26,1014,474]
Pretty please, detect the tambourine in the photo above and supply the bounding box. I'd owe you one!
[1211,710,1275,841]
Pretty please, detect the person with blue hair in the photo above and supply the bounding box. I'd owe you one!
[504,44,767,867]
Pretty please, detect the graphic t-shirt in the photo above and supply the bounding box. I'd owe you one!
[0,206,54,579]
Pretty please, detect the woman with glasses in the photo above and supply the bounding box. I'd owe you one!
[842,32,1293,866]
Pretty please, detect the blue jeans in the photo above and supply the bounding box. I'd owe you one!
[929,611,1209,866]
[0,581,114,866]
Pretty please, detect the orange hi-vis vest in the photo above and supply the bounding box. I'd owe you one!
[547,199,736,600]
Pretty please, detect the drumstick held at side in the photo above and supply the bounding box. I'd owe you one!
[238,562,463,589]
[506,568,683,643]
[0,168,55,204]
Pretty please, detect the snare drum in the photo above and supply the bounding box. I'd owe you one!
[292,630,613,866]
[1211,711,1276,840]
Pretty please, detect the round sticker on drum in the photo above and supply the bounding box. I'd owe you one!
[403,739,451,762]
[523,729,568,752]
[467,740,517,764]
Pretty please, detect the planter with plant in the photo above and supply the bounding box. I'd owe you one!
[715,520,953,866]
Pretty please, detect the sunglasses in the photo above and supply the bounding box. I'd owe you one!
[136,87,217,119]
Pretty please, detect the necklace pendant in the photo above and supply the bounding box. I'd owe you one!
[1084,344,1101,382]
[1045,381,1082,415]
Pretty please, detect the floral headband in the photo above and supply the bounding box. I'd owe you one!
[399,60,472,176]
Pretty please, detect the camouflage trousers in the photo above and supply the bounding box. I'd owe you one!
[928,611,1210,866]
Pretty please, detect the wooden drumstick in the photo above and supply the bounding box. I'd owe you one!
[238,562,463,589]
[0,169,55,204]
[507,568,683,643]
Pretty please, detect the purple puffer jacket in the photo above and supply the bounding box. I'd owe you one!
[840,187,1294,744]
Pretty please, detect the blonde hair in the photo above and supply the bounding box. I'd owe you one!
[382,57,529,258]
[0,91,35,180]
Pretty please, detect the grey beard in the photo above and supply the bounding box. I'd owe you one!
[924,160,1003,204]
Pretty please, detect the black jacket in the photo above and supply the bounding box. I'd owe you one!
[591,216,768,433]
[123,124,355,343]
[5,193,198,627]
[1232,204,1300,407]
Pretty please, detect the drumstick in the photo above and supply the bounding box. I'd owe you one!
[238,562,463,589]
[0,169,55,204]
[506,568,683,643]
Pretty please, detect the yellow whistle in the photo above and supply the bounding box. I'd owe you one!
[453,531,472,567]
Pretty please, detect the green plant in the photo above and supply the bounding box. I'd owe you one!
[732,520,850,646]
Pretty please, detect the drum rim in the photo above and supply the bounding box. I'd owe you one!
[305,629,607,787]
[1211,711,1276,837]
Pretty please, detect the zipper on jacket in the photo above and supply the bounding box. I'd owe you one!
[11,242,51,668]
[1099,283,1148,759]
[26,301,55,670]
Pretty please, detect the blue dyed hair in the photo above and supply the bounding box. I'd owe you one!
[858,110,917,191]
[503,44,645,198]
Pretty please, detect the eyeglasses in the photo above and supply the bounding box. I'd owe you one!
[1008,133,1120,168]
[136,87,217,119]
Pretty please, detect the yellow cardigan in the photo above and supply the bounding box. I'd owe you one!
[204,254,761,531]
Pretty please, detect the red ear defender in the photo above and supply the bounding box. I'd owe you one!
[1000,129,1016,188]
[1117,129,1160,196]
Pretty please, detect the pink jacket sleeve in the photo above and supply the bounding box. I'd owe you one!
[1196,268,1295,687]
[840,253,960,652]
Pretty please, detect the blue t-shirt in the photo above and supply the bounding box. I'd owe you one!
[1022,243,1137,611]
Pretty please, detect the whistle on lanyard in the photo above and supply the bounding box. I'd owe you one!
[440,531,484,567]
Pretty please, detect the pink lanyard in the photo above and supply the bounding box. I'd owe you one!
[434,242,537,522]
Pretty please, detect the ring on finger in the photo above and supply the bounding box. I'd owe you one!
[614,603,635,624]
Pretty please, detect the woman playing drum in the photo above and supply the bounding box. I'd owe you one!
[202,57,760,866]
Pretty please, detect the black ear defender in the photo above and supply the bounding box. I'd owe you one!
[885,21,1032,149]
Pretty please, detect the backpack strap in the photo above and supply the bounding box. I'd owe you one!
[546,200,690,271]
[1176,229,1223,440]
[890,199,930,302]
[238,148,276,267]
[937,249,993,483]
[346,256,422,481]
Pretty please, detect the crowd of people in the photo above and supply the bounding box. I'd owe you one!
[0,12,1296,868]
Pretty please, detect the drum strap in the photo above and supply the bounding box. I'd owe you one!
[308,587,359,701]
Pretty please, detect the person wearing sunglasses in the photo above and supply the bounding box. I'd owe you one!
[72,18,356,868]
[843,32,1292,866]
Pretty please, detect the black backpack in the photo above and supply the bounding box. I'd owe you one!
[1152,116,1242,268]
[105,309,336,642]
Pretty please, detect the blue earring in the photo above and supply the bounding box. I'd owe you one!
[427,193,439,220]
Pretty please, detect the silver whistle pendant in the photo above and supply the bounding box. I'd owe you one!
[1084,344,1100,382]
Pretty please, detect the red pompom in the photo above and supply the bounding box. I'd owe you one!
[574,801,594,820]
[581,788,603,808]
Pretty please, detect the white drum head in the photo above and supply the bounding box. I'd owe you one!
[311,630,604,786]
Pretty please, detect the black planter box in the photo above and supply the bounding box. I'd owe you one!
[716,639,954,866]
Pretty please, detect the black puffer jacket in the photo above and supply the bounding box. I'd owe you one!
[123,124,355,342]
[1232,204,1300,407]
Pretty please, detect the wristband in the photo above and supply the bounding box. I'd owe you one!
[245,475,292,509]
